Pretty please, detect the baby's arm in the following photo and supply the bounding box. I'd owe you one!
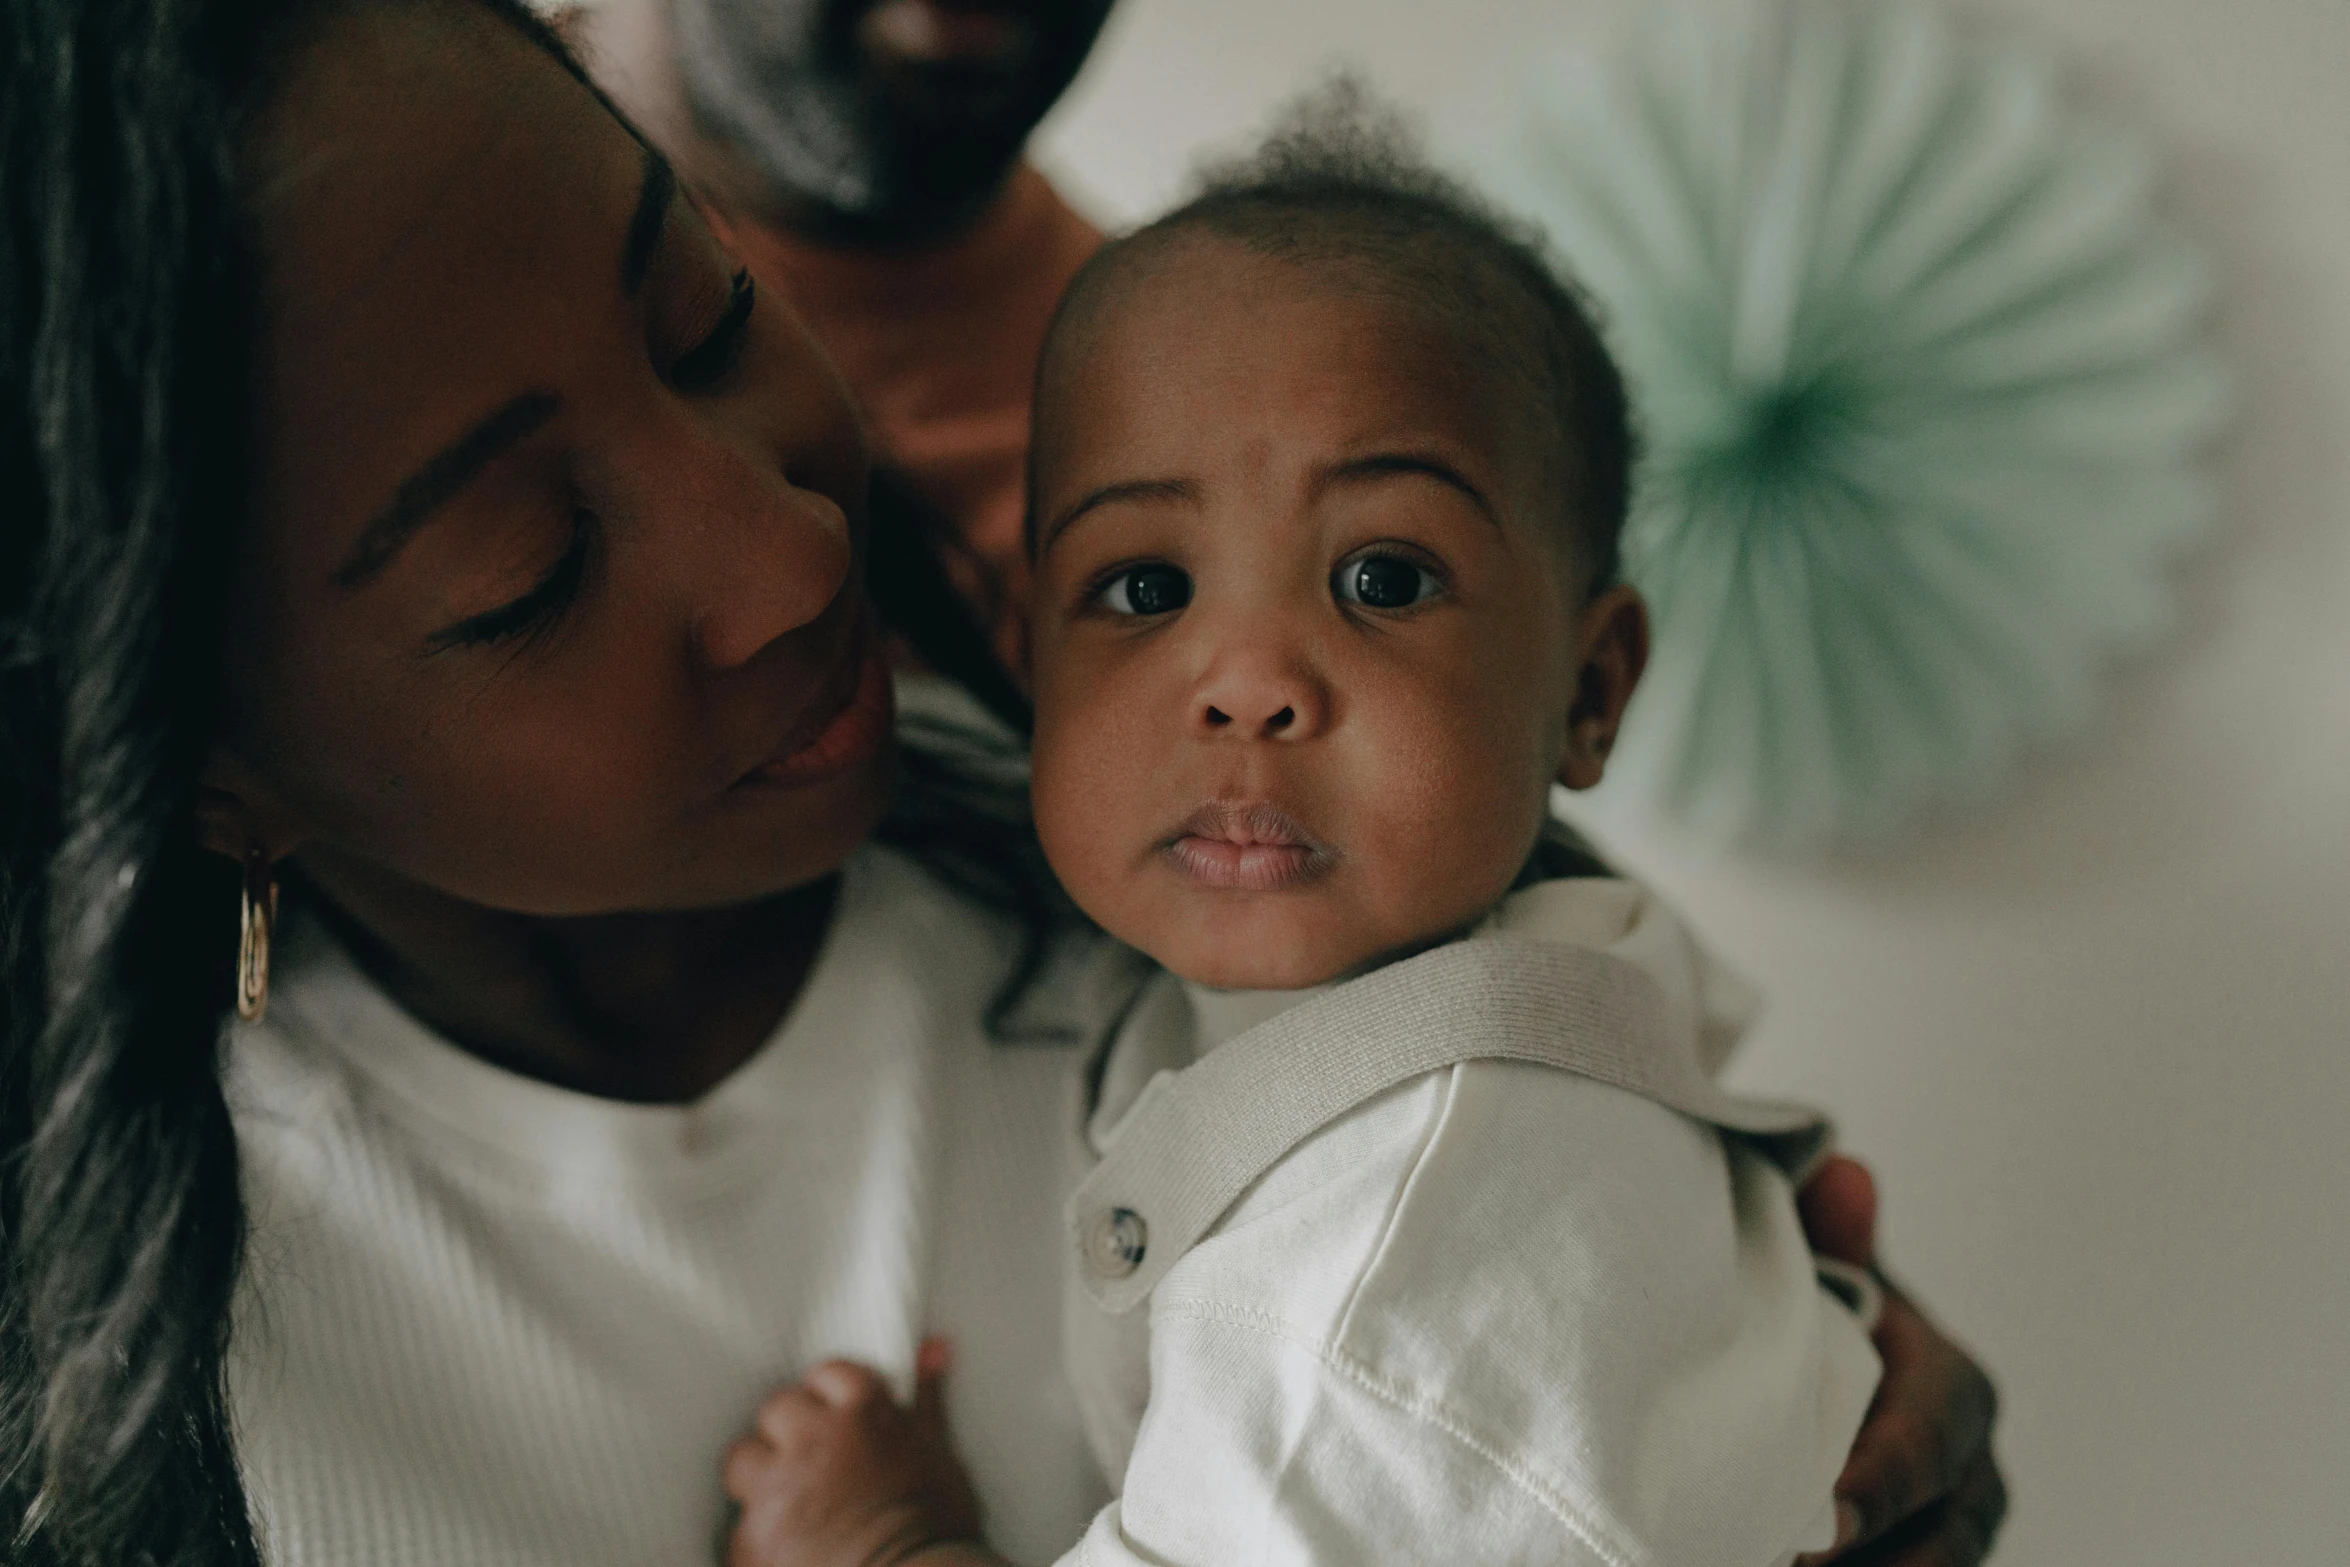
[1065,1065,1881,1567]
[722,1340,1011,1567]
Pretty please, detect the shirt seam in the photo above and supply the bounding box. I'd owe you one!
[1154,1298,1645,1567]
[1326,1065,1459,1347]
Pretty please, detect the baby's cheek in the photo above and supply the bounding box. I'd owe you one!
[1031,675,1153,929]
[1351,691,1554,939]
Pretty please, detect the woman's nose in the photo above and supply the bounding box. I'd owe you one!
[692,476,853,671]
[1192,643,1330,741]
[690,297,869,670]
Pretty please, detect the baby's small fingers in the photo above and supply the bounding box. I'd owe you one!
[802,1358,887,1409]
[753,1384,828,1444]
[720,1434,777,1501]
[1797,1154,1880,1271]
[913,1336,954,1437]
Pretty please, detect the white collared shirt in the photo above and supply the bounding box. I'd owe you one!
[1058,879,1882,1567]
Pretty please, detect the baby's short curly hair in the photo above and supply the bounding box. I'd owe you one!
[1034,78,1635,589]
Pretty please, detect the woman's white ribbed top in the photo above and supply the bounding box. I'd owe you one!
[226,846,1106,1567]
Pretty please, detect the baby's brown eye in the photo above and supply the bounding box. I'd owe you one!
[1099,563,1192,616]
[1334,554,1436,609]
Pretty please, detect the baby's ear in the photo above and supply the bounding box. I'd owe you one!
[1555,584,1650,792]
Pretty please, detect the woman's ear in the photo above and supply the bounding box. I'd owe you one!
[195,750,309,865]
[1556,583,1650,792]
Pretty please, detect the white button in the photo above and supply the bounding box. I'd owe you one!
[1085,1207,1148,1278]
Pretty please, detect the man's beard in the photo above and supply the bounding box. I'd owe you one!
[670,0,1095,238]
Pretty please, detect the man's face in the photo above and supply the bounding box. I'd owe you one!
[671,0,1116,237]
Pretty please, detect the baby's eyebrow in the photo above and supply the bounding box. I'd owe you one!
[1320,453,1499,526]
[1039,476,1200,553]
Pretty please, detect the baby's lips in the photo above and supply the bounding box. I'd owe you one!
[1168,798,1328,854]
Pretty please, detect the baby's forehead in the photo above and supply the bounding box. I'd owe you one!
[1040,231,1564,486]
[1070,227,1535,364]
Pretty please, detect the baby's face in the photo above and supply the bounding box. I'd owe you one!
[1029,237,1627,989]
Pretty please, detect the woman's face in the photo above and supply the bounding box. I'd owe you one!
[219,0,895,916]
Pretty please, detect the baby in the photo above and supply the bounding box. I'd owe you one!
[723,107,1882,1567]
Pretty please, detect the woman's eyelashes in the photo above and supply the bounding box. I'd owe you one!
[419,258,749,659]
[669,268,755,393]
[427,512,598,653]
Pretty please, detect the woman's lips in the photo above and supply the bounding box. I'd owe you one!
[1161,801,1336,893]
[740,644,895,789]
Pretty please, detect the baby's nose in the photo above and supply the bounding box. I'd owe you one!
[1201,699,1295,735]
[1192,651,1328,740]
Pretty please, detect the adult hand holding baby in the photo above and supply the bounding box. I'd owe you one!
[1797,1157,2009,1567]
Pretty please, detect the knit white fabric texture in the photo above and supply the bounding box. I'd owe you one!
[226,846,1108,1567]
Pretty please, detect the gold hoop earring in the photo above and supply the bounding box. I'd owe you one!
[237,848,278,1023]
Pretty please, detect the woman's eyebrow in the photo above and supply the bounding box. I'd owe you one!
[620,145,676,296]
[332,152,671,592]
[333,391,562,588]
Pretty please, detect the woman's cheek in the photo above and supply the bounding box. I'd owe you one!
[314,680,673,910]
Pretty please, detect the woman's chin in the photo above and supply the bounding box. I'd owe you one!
[697,739,898,907]
[378,740,898,920]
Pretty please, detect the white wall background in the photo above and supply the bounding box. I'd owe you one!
[1035,3,2350,1564]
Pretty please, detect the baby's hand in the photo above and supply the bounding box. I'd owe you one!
[723,1339,988,1567]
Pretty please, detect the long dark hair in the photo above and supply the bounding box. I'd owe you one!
[0,1,1037,1561]
[2,0,274,1556]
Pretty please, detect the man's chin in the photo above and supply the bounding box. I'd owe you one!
[817,126,1031,238]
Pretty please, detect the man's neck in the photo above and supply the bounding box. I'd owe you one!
[292,845,840,1104]
[753,178,1019,253]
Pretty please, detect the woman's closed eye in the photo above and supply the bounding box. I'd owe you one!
[1332,548,1446,611]
[427,511,598,653]
[669,267,755,393]
[1095,561,1193,617]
